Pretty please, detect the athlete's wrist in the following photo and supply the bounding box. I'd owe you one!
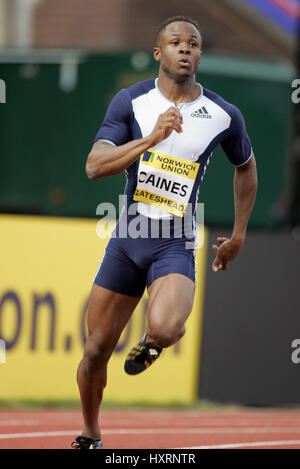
[230,233,245,246]
[142,134,156,149]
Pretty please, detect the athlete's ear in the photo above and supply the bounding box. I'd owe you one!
[153,46,161,62]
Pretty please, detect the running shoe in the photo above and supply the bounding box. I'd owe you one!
[124,333,162,375]
[71,435,103,449]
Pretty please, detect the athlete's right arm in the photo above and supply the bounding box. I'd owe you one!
[86,107,183,180]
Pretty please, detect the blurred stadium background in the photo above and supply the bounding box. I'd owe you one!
[0,0,299,414]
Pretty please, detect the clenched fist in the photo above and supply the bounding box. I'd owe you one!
[148,107,183,147]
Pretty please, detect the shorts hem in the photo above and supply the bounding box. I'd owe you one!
[146,268,196,290]
[94,279,145,298]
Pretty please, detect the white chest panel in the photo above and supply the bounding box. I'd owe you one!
[131,85,231,219]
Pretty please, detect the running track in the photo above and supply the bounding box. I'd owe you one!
[1,408,300,449]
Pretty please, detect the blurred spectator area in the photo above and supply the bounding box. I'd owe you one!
[0,0,297,63]
[0,0,297,226]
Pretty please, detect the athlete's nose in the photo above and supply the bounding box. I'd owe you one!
[179,48,191,55]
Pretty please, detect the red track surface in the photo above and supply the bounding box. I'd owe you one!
[1,408,300,449]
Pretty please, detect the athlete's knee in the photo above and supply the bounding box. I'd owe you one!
[83,335,112,374]
[148,324,186,348]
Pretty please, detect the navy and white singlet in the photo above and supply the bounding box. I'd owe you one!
[93,78,253,297]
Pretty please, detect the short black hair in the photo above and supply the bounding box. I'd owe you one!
[155,16,201,45]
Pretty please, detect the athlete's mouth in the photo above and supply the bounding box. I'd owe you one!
[177,59,191,68]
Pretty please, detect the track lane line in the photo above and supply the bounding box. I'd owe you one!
[1,427,300,439]
[178,440,300,449]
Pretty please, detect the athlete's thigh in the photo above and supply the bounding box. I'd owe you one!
[86,283,140,350]
[146,273,195,329]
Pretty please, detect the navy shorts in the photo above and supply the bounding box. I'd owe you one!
[94,213,196,298]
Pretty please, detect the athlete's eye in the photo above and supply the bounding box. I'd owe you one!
[171,41,179,46]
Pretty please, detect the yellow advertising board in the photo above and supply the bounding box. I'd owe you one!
[0,215,207,404]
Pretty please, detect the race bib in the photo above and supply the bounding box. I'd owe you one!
[133,149,200,217]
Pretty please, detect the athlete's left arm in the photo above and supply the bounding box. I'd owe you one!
[212,154,257,272]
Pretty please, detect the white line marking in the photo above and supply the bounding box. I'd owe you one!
[178,440,300,449]
[0,430,81,439]
[1,427,300,439]
[102,427,300,435]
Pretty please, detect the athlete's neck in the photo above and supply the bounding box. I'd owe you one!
[157,74,200,106]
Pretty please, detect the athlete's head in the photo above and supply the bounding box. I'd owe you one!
[154,16,202,83]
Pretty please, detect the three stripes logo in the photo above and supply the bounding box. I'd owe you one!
[191,106,212,119]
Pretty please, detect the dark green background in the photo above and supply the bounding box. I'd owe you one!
[0,51,294,227]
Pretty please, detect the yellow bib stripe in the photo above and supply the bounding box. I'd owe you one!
[134,188,185,217]
[141,150,199,180]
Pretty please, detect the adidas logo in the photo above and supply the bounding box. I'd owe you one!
[191,106,212,119]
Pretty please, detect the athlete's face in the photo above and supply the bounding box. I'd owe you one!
[154,21,202,82]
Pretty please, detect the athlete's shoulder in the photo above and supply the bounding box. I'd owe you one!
[125,79,156,100]
[202,86,242,119]
[103,79,156,126]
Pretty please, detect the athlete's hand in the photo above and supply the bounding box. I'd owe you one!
[212,237,244,272]
[148,107,183,146]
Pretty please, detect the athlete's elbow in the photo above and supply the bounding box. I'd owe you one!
[86,152,122,179]
[85,162,97,180]
[86,152,102,180]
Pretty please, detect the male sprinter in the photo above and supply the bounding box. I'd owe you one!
[72,16,257,449]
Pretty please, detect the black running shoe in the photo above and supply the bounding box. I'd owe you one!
[71,435,103,449]
[124,333,162,375]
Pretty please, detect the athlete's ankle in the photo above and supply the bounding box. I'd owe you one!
[145,332,153,345]
[82,428,101,441]
[145,333,162,349]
